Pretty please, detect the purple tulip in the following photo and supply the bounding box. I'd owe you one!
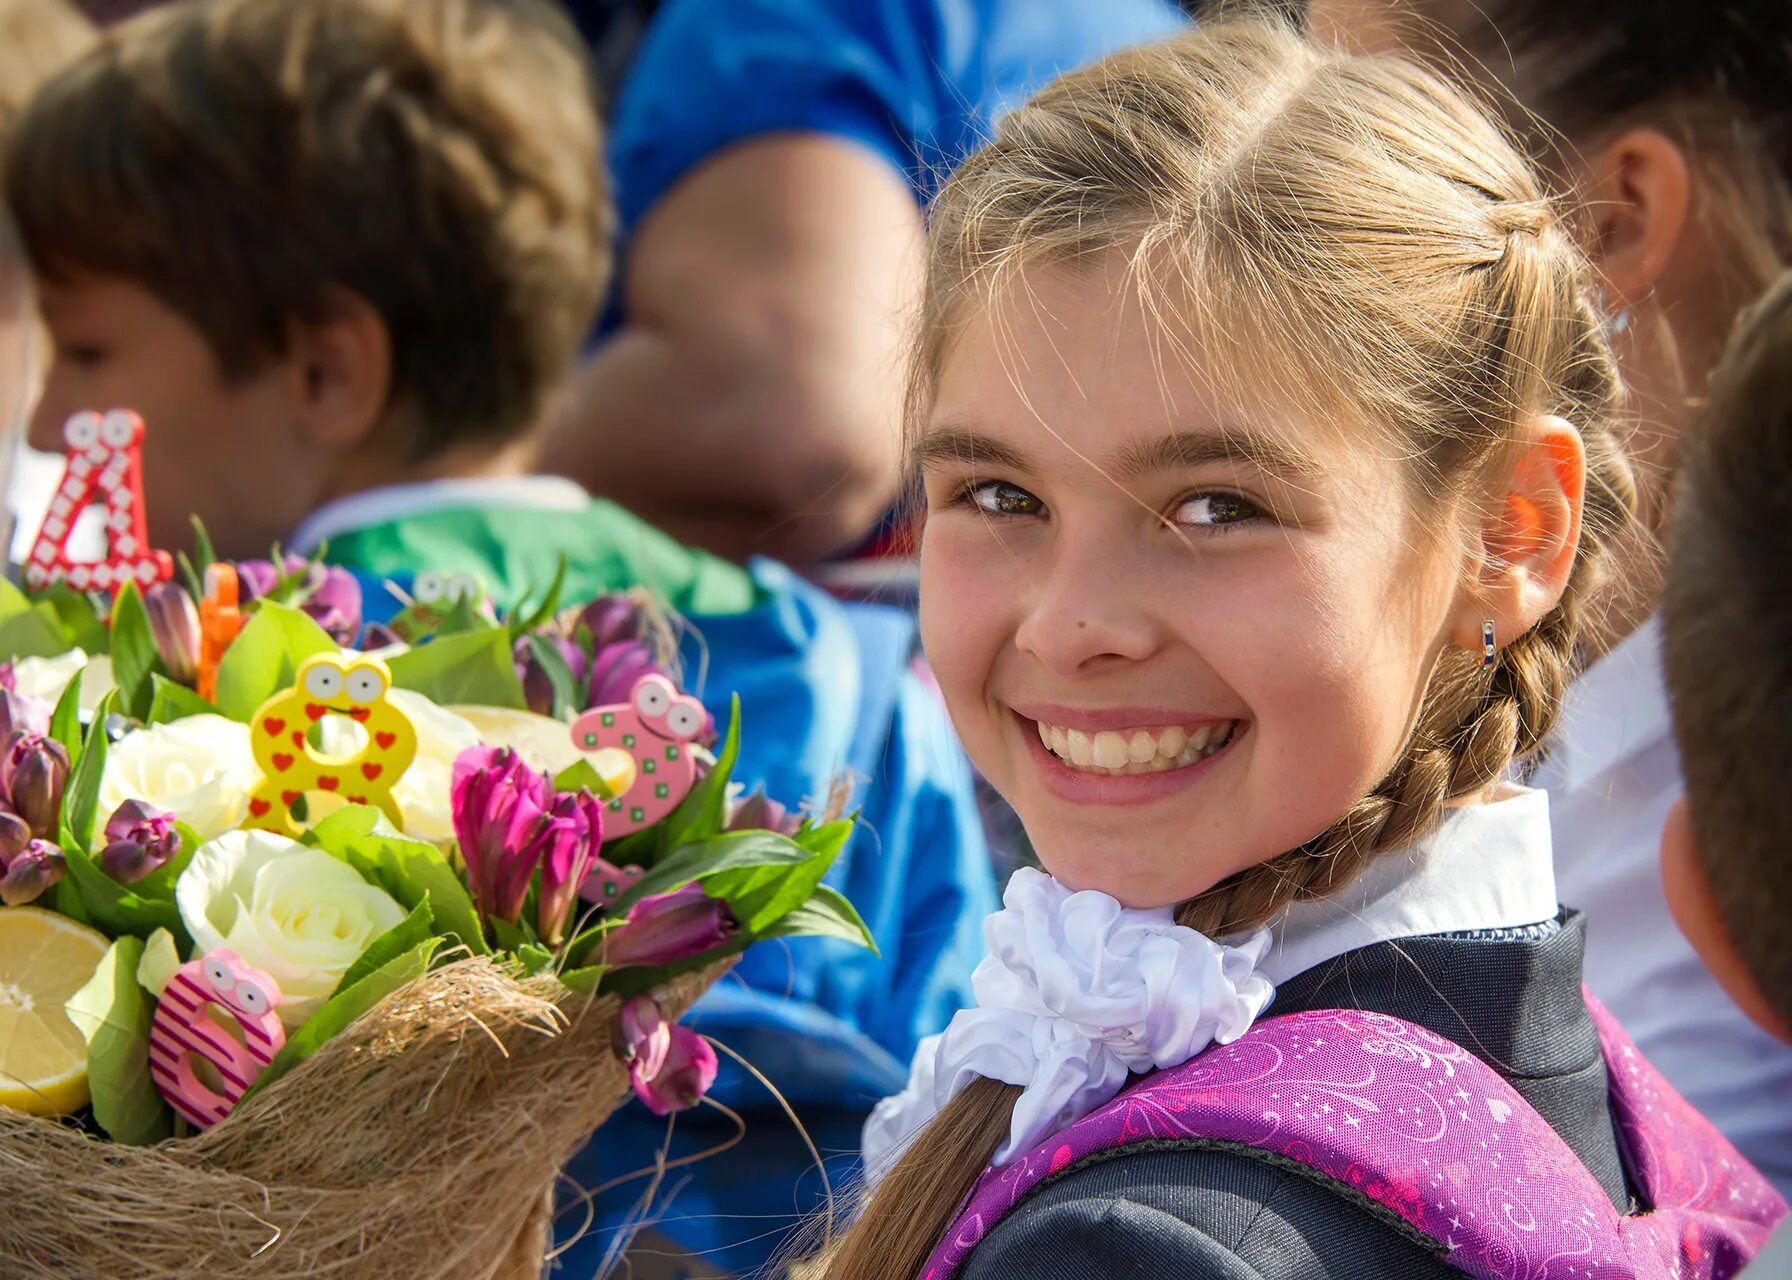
[618,996,717,1115]
[532,788,603,945]
[2,734,68,839]
[143,581,201,684]
[586,640,665,712]
[236,554,363,646]
[514,634,590,718]
[0,838,66,905]
[0,675,49,745]
[602,883,736,969]
[451,746,552,927]
[97,799,179,884]
[725,787,802,837]
[579,595,651,651]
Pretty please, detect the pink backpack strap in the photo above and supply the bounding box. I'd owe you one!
[923,1006,1787,1280]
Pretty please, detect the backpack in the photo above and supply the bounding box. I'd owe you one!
[925,992,1787,1279]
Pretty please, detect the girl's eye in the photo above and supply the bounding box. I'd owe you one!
[966,481,1045,517]
[1172,491,1262,529]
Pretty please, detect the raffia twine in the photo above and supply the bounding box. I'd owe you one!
[0,955,731,1280]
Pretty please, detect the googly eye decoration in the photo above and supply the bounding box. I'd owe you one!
[243,653,418,837]
[568,673,707,839]
[148,948,286,1129]
[24,408,174,594]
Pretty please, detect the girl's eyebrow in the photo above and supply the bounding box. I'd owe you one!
[917,420,1318,480]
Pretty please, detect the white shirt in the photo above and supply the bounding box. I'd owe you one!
[1533,615,1792,1197]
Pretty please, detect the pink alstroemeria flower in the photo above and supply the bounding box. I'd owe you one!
[618,995,718,1115]
[451,746,551,927]
[602,883,736,969]
[532,788,603,945]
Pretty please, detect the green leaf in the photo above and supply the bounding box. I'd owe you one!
[64,936,173,1146]
[0,577,29,622]
[61,691,114,853]
[243,936,441,1100]
[509,554,569,638]
[556,964,608,994]
[48,667,84,759]
[0,601,76,660]
[598,935,751,997]
[552,757,614,799]
[760,884,877,952]
[336,899,435,993]
[488,915,540,954]
[147,675,221,725]
[59,842,187,944]
[700,824,849,935]
[305,805,489,954]
[109,582,163,722]
[386,628,526,710]
[212,601,336,722]
[52,876,93,925]
[512,942,555,975]
[190,517,217,574]
[176,551,203,601]
[35,584,110,654]
[662,696,739,850]
[525,633,578,720]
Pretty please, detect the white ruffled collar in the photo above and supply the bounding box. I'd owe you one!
[862,790,1557,1183]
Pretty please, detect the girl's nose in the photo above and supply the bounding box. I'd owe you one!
[1013,539,1163,678]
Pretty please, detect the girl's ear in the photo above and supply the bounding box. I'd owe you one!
[286,287,392,452]
[1585,127,1692,311]
[1448,414,1584,654]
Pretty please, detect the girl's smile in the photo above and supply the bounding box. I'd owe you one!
[1011,708,1245,804]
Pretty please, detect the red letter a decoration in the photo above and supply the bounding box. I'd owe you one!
[24,409,173,593]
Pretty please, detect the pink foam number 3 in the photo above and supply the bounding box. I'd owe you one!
[569,673,705,839]
[23,409,173,593]
[148,948,286,1129]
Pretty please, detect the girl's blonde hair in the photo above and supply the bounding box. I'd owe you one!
[817,13,1634,1278]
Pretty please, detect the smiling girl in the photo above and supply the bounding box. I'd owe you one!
[809,15,1786,1280]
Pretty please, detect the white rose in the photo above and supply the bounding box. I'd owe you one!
[99,714,259,841]
[10,649,116,713]
[176,829,407,1028]
[449,704,585,774]
[389,689,478,843]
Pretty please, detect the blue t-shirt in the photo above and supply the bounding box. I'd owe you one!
[608,0,1190,237]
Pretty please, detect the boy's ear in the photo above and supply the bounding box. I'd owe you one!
[1585,127,1692,311]
[1448,414,1584,654]
[1661,796,1792,1043]
[288,289,391,451]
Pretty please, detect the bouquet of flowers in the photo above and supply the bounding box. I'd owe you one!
[0,505,872,1279]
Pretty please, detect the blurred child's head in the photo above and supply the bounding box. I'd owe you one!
[1660,271,1792,1044]
[0,0,94,125]
[912,16,1633,931]
[3,0,609,559]
[1309,0,1792,624]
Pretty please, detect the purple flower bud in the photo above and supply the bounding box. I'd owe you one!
[579,595,650,651]
[358,622,404,651]
[0,808,31,864]
[586,641,665,712]
[2,734,68,839]
[602,883,736,969]
[450,745,553,927]
[236,555,363,646]
[97,798,179,884]
[0,839,66,905]
[618,995,717,1115]
[725,787,801,837]
[0,687,50,745]
[143,581,202,684]
[534,788,602,945]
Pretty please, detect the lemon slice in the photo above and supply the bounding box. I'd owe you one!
[0,906,110,1116]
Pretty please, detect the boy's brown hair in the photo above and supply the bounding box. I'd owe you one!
[1663,268,1792,1030]
[0,0,94,128]
[2,0,609,455]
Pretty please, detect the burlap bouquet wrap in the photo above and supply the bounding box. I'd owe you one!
[0,955,730,1279]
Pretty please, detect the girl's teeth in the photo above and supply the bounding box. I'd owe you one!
[1035,719,1238,774]
[1092,731,1130,768]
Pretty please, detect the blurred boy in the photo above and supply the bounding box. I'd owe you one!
[1661,270,1792,1271]
[3,2,995,1271]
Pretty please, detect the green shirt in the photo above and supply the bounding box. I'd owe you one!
[317,495,759,617]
